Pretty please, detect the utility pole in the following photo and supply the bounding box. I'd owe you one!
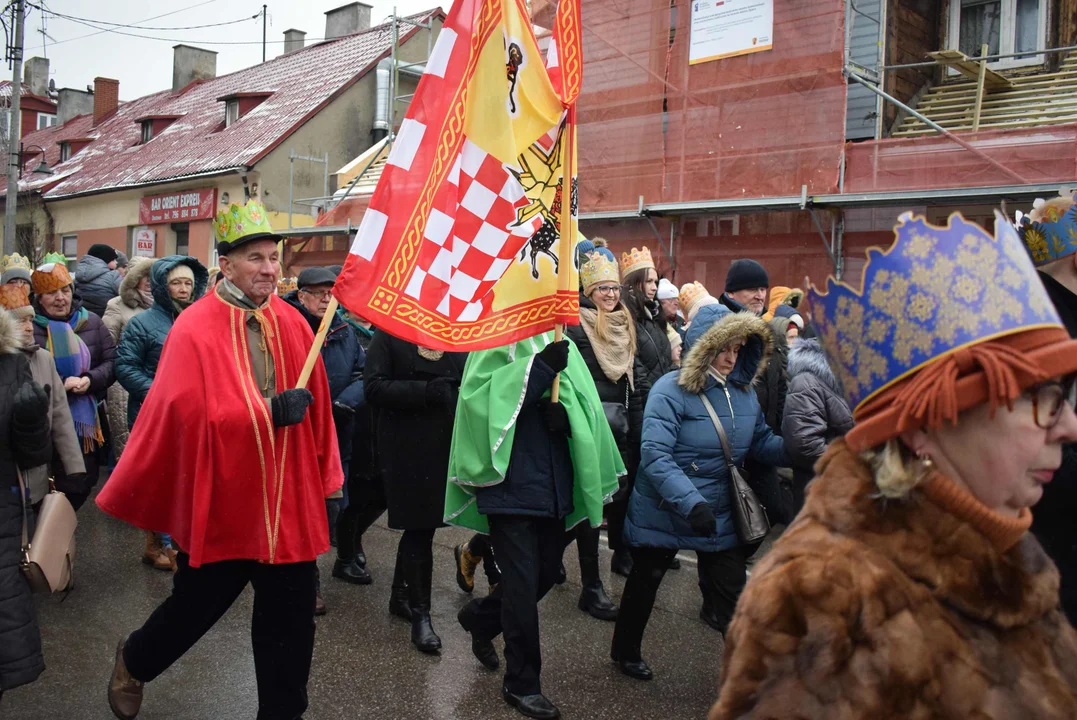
[262,5,267,63]
[4,0,25,256]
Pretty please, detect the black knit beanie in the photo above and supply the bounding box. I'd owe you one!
[87,243,118,264]
[725,259,769,293]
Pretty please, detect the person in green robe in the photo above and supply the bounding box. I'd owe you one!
[446,330,623,720]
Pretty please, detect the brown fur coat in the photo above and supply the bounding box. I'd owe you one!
[710,440,1077,720]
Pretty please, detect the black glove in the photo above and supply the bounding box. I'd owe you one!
[425,376,459,409]
[14,380,49,421]
[271,388,314,428]
[331,402,355,426]
[537,340,570,374]
[542,399,572,438]
[687,502,717,537]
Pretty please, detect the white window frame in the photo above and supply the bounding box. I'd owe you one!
[59,142,70,162]
[140,121,153,144]
[224,100,240,127]
[60,234,78,267]
[36,112,56,130]
[948,0,1048,70]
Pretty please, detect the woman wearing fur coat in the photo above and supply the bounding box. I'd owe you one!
[710,213,1077,719]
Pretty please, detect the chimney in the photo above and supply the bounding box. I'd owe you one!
[23,57,49,97]
[93,77,119,126]
[57,87,95,124]
[324,2,372,40]
[172,44,217,92]
[283,28,306,54]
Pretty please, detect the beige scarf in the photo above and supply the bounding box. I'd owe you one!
[579,306,635,389]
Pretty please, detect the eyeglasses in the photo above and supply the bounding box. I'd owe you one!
[594,285,622,295]
[1029,375,1077,430]
[301,289,333,301]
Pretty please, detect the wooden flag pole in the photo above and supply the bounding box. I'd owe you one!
[550,108,577,404]
[296,296,339,390]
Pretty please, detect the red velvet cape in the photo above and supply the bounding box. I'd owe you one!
[97,291,343,567]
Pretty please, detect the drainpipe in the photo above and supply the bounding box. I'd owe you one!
[373,58,392,142]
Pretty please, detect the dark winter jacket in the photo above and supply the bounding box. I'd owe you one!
[0,312,49,692]
[1033,271,1077,622]
[475,353,575,520]
[32,296,116,405]
[719,293,788,433]
[365,330,467,530]
[781,339,853,511]
[625,311,787,553]
[115,256,208,429]
[629,293,675,388]
[74,254,122,317]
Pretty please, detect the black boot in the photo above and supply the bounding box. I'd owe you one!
[333,556,372,585]
[356,538,367,568]
[577,555,618,621]
[611,550,633,577]
[405,550,442,654]
[389,549,411,621]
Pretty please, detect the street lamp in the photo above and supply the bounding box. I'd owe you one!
[18,144,53,177]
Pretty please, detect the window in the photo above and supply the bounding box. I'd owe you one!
[225,100,240,128]
[172,223,189,257]
[140,121,153,144]
[61,234,78,268]
[59,142,70,162]
[36,113,57,130]
[949,0,1046,68]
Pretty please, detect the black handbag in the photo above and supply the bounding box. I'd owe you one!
[601,381,630,441]
[698,393,770,546]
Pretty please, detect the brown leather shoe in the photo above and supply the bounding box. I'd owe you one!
[314,591,327,616]
[141,532,172,572]
[108,638,143,720]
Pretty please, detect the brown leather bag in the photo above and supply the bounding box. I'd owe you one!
[18,470,77,593]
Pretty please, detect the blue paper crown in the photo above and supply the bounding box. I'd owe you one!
[810,211,1062,411]
[1018,197,1077,267]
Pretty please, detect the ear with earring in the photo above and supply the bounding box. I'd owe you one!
[916,450,935,469]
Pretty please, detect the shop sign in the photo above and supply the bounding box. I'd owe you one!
[139,187,217,224]
[133,226,156,257]
[689,0,773,66]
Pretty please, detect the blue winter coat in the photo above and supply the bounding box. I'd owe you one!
[115,255,208,428]
[282,291,365,409]
[74,254,122,318]
[624,310,787,552]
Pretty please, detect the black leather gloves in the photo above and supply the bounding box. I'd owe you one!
[14,380,49,419]
[331,401,354,426]
[687,502,717,537]
[425,376,459,409]
[271,388,314,428]
[537,340,570,374]
[542,399,572,438]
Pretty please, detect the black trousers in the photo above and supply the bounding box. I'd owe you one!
[466,533,502,585]
[123,553,317,720]
[460,516,564,696]
[612,545,747,661]
[561,522,601,586]
[336,464,386,561]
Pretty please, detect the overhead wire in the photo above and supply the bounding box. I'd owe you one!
[29,3,261,32]
[36,0,223,47]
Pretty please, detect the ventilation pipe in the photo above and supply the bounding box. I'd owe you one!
[373,57,392,141]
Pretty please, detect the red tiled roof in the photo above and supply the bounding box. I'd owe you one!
[6,9,440,200]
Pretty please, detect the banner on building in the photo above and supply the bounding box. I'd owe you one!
[139,188,217,225]
[333,0,583,352]
[133,226,156,257]
[689,0,774,65]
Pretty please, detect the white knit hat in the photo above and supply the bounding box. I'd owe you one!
[167,263,195,284]
[657,278,678,300]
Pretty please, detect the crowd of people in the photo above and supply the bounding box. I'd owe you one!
[1,197,1077,719]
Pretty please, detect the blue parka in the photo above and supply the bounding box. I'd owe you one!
[624,310,787,552]
[115,255,208,429]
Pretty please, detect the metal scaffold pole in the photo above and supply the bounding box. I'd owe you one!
[4,0,25,255]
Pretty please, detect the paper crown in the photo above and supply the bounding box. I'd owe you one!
[214,200,280,254]
[1018,196,1077,267]
[0,283,31,311]
[810,211,1062,412]
[31,259,74,295]
[1,252,32,283]
[277,276,297,295]
[580,254,620,291]
[679,281,709,317]
[620,246,655,277]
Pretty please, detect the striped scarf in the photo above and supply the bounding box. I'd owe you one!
[35,307,103,453]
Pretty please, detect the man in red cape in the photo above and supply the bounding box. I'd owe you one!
[98,200,342,720]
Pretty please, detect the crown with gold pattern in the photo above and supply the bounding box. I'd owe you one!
[277,276,297,295]
[0,283,32,317]
[31,256,74,295]
[619,246,655,278]
[1,252,32,284]
[1018,195,1077,267]
[810,212,1062,413]
[580,253,620,291]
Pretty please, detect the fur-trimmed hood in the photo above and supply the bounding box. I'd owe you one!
[679,311,772,394]
[0,311,18,354]
[787,338,843,397]
[118,256,155,309]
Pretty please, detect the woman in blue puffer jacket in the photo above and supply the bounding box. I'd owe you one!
[610,309,786,681]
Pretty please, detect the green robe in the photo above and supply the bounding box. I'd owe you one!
[444,331,625,534]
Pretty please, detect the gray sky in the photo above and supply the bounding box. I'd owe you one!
[21,0,450,101]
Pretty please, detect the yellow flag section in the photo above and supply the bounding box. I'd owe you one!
[464,0,564,166]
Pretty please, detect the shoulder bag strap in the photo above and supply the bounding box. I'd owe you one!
[699,393,737,472]
[17,469,31,562]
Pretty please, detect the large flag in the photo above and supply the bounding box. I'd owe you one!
[333,0,584,351]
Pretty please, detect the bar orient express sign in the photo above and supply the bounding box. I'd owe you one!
[139,188,217,225]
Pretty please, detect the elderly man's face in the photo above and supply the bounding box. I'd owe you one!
[299,284,334,319]
[728,287,768,315]
[220,240,280,305]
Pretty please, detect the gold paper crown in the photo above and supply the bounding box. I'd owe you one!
[619,246,655,277]
[277,276,297,295]
[679,281,709,316]
[580,254,620,290]
[0,283,31,311]
[31,262,73,295]
[1,252,32,277]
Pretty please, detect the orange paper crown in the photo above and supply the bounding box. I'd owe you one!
[620,246,655,277]
[0,283,31,313]
[31,261,73,295]
[679,281,710,318]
